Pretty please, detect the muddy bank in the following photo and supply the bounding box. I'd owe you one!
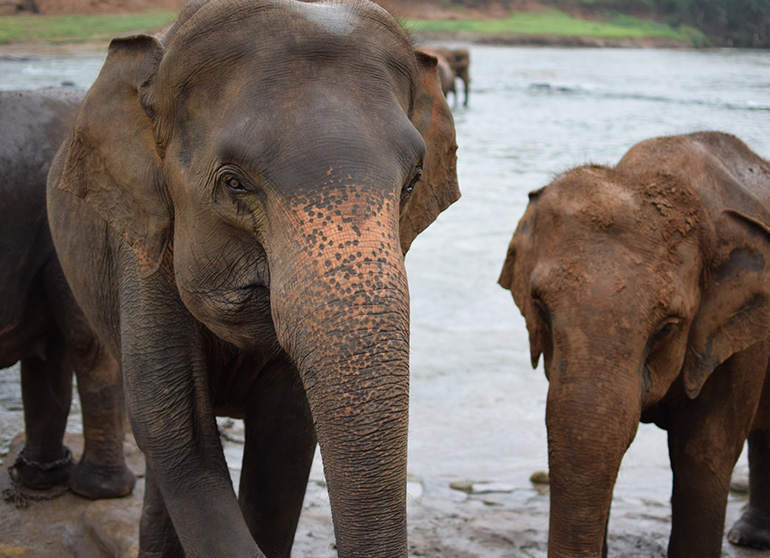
[411,30,690,48]
[0,425,760,558]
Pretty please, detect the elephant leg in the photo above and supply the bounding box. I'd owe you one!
[69,345,136,499]
[728,421,770,548]
[239,360,316,557]
[15,338,74,489]
[667,346,768,558]
[139,464,184,558]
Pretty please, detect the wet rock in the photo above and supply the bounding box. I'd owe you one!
[730,474,749,495]
[449,480,515,495]
[530,470,550,485]
[449,480,474,493]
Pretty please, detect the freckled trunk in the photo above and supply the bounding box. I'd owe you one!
[270,195,410,557]
[546,365,641,558]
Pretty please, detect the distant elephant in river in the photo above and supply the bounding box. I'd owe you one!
[430,47,470,107]
[0,89,135,498]
[46,0,459,556]
[499,132,770,557]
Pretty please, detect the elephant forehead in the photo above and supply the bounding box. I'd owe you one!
[287,1,359,36]
[155,0,417,137]
[539,166,702,247]
[159,0,414,77]
[538,172,640,233]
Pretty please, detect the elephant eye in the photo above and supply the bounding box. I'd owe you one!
[223,174,246,192]
[650,318,680,346]
[532,298,551,325]
[406,165,423,194]
[400,165,422,208]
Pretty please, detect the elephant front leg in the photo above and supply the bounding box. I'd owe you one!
[728,428,770,549]
[139,464,184,558]
[69,346,136,499]
[668,347,768,558]
[239,359,317,557]
[15,339,74,489]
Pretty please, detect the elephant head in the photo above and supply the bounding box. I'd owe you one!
[51,0,458,555]
[499,132,770,557]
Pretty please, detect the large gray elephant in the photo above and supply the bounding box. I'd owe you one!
[46,0,459,556]
[500,132,770,557]
[0,89,135,498]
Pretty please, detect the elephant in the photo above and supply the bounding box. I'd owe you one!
[0,89,135,498]
[421,48,456,103]
[46,0,459,556]
[499,131,770,557]
[426,47,470,107]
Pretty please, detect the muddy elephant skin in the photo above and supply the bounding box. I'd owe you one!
[500,132,770,557]
[46,1,459,556]
[0,89,135,498]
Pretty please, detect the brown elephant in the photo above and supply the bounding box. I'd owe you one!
[46,0,459,556]
[499,132,770,557]
[431,47,470,107]
[420,46,470,108]
[421,47,456,103]
[0,89,135,499]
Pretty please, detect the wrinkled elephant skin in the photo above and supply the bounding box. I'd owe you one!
[47,1,459,557]
[500,132,770,557]
[0,89,135,499]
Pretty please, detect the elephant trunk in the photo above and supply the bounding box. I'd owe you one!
[546,362,642,558]
[269,190,410,557]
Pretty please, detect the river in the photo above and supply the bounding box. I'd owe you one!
[1,43,769,556]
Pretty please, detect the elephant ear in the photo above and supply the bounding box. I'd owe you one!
[399,50,460,254]
[684,209,770,398]
[499,188,549,369]
[57,35,169,278]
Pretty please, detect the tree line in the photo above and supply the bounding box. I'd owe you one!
[459,0,770,47]
[585,0,770,47]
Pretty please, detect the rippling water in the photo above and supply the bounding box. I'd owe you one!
[407,44,770,495]
[2,44,769,548]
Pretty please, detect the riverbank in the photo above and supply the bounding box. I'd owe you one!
[0,1,706,51]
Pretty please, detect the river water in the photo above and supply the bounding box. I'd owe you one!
[1,44,770,556]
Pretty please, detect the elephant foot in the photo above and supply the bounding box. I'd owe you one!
[69,458,136,499]
[728,508,770,550]
[11,446,74,490]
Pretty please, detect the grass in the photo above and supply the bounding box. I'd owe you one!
[0,7,706,46]
[404,8,704,43]
[0,10,177,44]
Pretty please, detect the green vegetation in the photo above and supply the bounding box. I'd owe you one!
[0,10,177,44]
[405,8,703,43]
[540,0,770,47]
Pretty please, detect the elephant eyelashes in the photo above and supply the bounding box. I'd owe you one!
[532,298,551,326]
[646,319,681,359]
[407,166,423,193]
[223,174,246,192]
[400,165,422,208]
[651,319,678,344]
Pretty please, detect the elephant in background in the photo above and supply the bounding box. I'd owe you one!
[422,47,457,103]
[0,89,135,498]
[500,132,770,557]
[429,46,470,107]
[47,0,459,556]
